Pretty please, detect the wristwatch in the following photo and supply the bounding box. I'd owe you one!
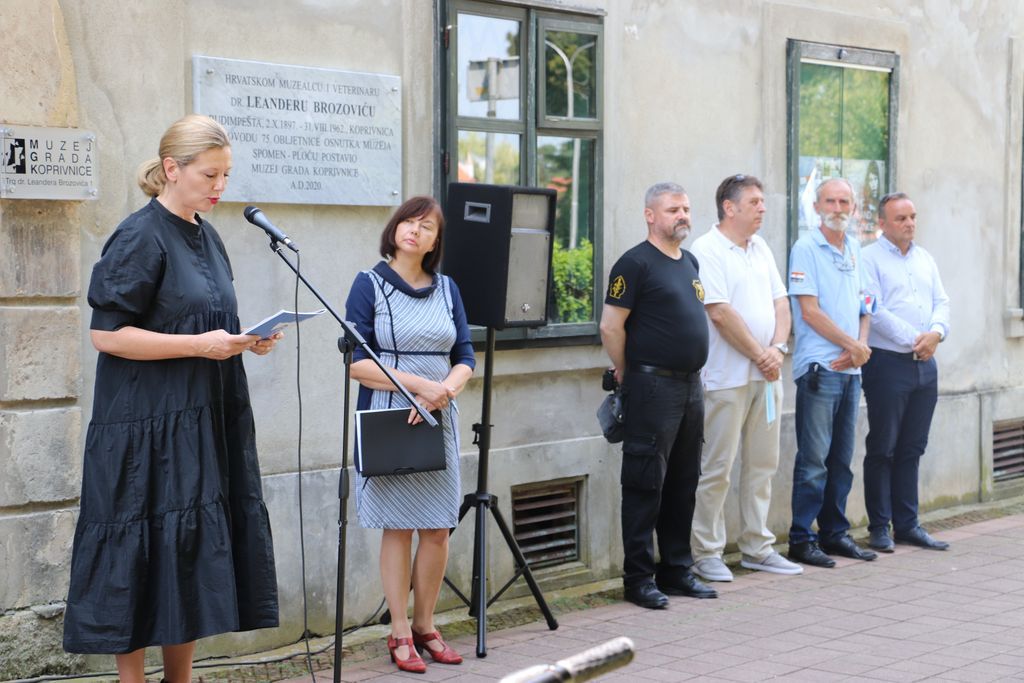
[772,342,790,355]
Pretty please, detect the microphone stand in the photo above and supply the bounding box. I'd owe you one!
[260,236,436,683]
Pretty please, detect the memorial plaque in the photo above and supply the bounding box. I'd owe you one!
[1,125,98,200]
[192,55,402,206]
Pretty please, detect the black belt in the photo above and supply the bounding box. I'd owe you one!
[871,347,918,361]
[628,363,700,381]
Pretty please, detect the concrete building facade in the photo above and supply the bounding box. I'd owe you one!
[2,0,1023,677]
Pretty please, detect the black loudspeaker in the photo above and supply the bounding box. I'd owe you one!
[443,183,556,329]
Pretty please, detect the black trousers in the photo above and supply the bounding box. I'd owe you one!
[620,370,704,588]
[861,349,938,534]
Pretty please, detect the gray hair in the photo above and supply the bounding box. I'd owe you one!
[814,177,856,204]
[878,192,910,219]
[645,182,686,208]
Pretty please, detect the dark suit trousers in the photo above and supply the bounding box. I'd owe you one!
[619,371,703,588]
[861,349,938,534]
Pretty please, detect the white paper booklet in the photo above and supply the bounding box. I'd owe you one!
[241,309,326,339]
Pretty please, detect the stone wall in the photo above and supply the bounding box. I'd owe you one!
[0,1,86,676]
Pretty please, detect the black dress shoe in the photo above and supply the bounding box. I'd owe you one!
[624,582,669,609]
[868,528,895,553]
[788,541,836,568]
[820,534,878,561]
[895,526,949,550]
[657,571,718,599]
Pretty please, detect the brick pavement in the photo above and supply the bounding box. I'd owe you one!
[282,514,1024,682]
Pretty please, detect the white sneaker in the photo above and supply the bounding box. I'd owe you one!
[741,551,804,575]
[691,557,734,582]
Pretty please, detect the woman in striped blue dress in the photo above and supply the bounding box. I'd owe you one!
[345,196,475,673]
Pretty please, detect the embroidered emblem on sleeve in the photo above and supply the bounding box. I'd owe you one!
[692,279,704,302]
[609,275,626,299]
[790,271,805,283]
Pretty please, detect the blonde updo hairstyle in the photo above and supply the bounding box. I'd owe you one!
[137,114,231,197]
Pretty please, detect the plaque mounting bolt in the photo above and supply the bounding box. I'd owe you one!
[206,68,215,75]
[0,128,8,136]
[88,188,98,197]
[391,190,399,196]
[521,303,531,313]
[391,87,399,92]
[85,133,96,142]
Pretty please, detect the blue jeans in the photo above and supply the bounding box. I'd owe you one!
[789,366,861,545]
[861,350,938,534]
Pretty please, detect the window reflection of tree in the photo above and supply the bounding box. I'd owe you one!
[544,32,595,118]
[458,131,520,185]
[539,136,594,323]
[798,63,889,246]
[858,159,883,245]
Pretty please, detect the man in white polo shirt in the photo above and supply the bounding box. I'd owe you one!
[689,174,803,581]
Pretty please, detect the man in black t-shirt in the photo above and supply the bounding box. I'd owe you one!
[599,182,715,609]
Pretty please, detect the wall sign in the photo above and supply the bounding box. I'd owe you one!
[192,55,402,206]
[1,125,98,200]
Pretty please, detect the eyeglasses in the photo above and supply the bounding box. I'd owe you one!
[830,250,855,273]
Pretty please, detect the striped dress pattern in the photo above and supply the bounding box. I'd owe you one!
[354,269,462,529]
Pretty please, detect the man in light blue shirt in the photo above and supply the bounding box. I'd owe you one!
[787,178,877,567]
[860,192,951,552]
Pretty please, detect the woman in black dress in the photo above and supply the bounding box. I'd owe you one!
[63,115,280,683]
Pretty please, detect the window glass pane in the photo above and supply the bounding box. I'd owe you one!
[457,130,520,184]
[842,69,889,243]
[797,62,890,245]
[543,30,598,119]
[457,13,521,120]
[538,135,595,323]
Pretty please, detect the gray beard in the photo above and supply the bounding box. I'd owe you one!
[820,213,850,232]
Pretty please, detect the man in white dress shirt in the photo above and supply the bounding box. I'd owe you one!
[689,174,803,581]
[860,192,951,552]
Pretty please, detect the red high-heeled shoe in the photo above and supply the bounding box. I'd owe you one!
[387,635,427,673]
[412,629,463,664]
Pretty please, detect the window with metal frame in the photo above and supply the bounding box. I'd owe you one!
[787,40,899,250]
[440,0,604,343]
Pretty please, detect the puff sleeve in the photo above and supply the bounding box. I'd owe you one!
[87,226,166,332]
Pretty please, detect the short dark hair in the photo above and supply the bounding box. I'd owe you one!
[877,192,910,220]
[715,174,763,220]
[379,195,445,272]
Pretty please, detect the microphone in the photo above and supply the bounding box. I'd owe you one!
[244,206,299,252]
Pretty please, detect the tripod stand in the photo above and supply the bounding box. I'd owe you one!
[443,326,558,657]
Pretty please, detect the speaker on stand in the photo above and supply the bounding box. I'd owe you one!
[441,183,560,657]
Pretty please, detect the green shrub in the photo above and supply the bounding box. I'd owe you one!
[551,239,593,323]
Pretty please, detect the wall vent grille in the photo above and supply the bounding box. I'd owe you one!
[994,419,1024,483]
[511,480,580,569]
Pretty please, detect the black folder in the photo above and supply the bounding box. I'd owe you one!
[354,407,446,476]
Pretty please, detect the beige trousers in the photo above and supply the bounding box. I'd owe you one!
[691,380,782,561]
